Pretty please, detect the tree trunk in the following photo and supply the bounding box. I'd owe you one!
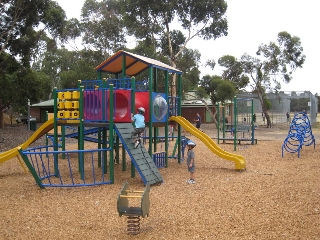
[0,99,4,129]
[256,92,272,128]
[171,73,177,97]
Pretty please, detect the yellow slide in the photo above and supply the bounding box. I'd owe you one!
[169,116,246,170]
[0,118,55,164]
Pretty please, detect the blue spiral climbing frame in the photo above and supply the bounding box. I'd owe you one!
[282,112,315,157]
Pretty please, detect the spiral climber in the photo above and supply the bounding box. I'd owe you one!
[282,112,315,157]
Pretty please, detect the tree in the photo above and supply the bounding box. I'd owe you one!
[218,55,249,90]
[0,52,52,127]
[219,32,305,128]
[34,47,104,90]
[0,0,66,66]
[120,0,228,96]
[80,0,127,58]
[197,75,236,127]
[0,0,66,127]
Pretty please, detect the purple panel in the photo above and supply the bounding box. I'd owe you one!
[83,90,102,120]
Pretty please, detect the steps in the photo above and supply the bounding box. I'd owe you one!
[114,123,163,185]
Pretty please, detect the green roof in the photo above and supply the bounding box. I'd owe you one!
[31,99,54,107]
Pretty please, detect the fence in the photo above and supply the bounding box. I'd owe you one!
[237,91,318,125]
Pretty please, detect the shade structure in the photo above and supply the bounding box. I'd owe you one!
[95,50,182,76]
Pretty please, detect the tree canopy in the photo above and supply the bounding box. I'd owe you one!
[0,0,66,127]
[120,0,228,95]
[0,0,66,66]
[218,31,305,127]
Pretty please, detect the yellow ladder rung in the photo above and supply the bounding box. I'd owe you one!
[120,195,142,198]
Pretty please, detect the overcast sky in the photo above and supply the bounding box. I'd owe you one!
[56,0,319,95]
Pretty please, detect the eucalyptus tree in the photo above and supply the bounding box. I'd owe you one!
[218,32,305,127]
[0,52,51,127]
[197,75,236,126]
[35,47,104,90]
[80,0,127,59]
[0,0,66,66]
[0,0,66,127]
[120,0,228,96]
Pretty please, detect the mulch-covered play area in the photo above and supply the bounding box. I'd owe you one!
[0,123,319,239]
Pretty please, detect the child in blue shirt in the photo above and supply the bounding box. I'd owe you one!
[131,107,146,148]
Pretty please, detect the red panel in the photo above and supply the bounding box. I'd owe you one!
[111,90,131,122]
[134,92,150,122]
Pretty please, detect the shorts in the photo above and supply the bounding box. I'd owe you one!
[188,166,195,173]
[131,128,144,137]
[196,124,200,129]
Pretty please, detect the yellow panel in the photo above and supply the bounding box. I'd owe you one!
[72,91,80,99]
[71,101,79,109]
[71,111,79,118]
[57,101,65,109]
[66,111,72,118]
[58,92,64,100]
[58,111,66,118]
[64,101,73,109]
[64,92,72,100]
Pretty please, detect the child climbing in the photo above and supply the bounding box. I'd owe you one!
[131,107,146,149]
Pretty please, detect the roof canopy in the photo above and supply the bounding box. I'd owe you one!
[31,99,54,107]
[95,50,182,76]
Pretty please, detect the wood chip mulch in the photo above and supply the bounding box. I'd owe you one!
[0,123,319,239]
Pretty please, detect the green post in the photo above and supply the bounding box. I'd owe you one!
[102,78,107,121]
[109,84,114,183]
[217,103,220,143]
[148,66,153,157]
[130,77,135,175]
[79,86,85,179]
[100,79,107,169]
[233,96,237,151]
[115,136,119,164]
[164,70,169,167]
[172,137,178,157]
[251,98,255,144]
[177,74,182,164]
[53,88,59,177]
[102,128,107,173]
[222,103,226,140]
[61,124,65,159]
[153,127,157,152]
[45,111,49,157]
[153,69,158,153]
[98,127,102,167]
[18,148,45,189]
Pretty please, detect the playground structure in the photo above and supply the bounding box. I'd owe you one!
[0,50,246,188]
[282,112,315,157]
[217,97,257,150]
[117,182,150,235]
